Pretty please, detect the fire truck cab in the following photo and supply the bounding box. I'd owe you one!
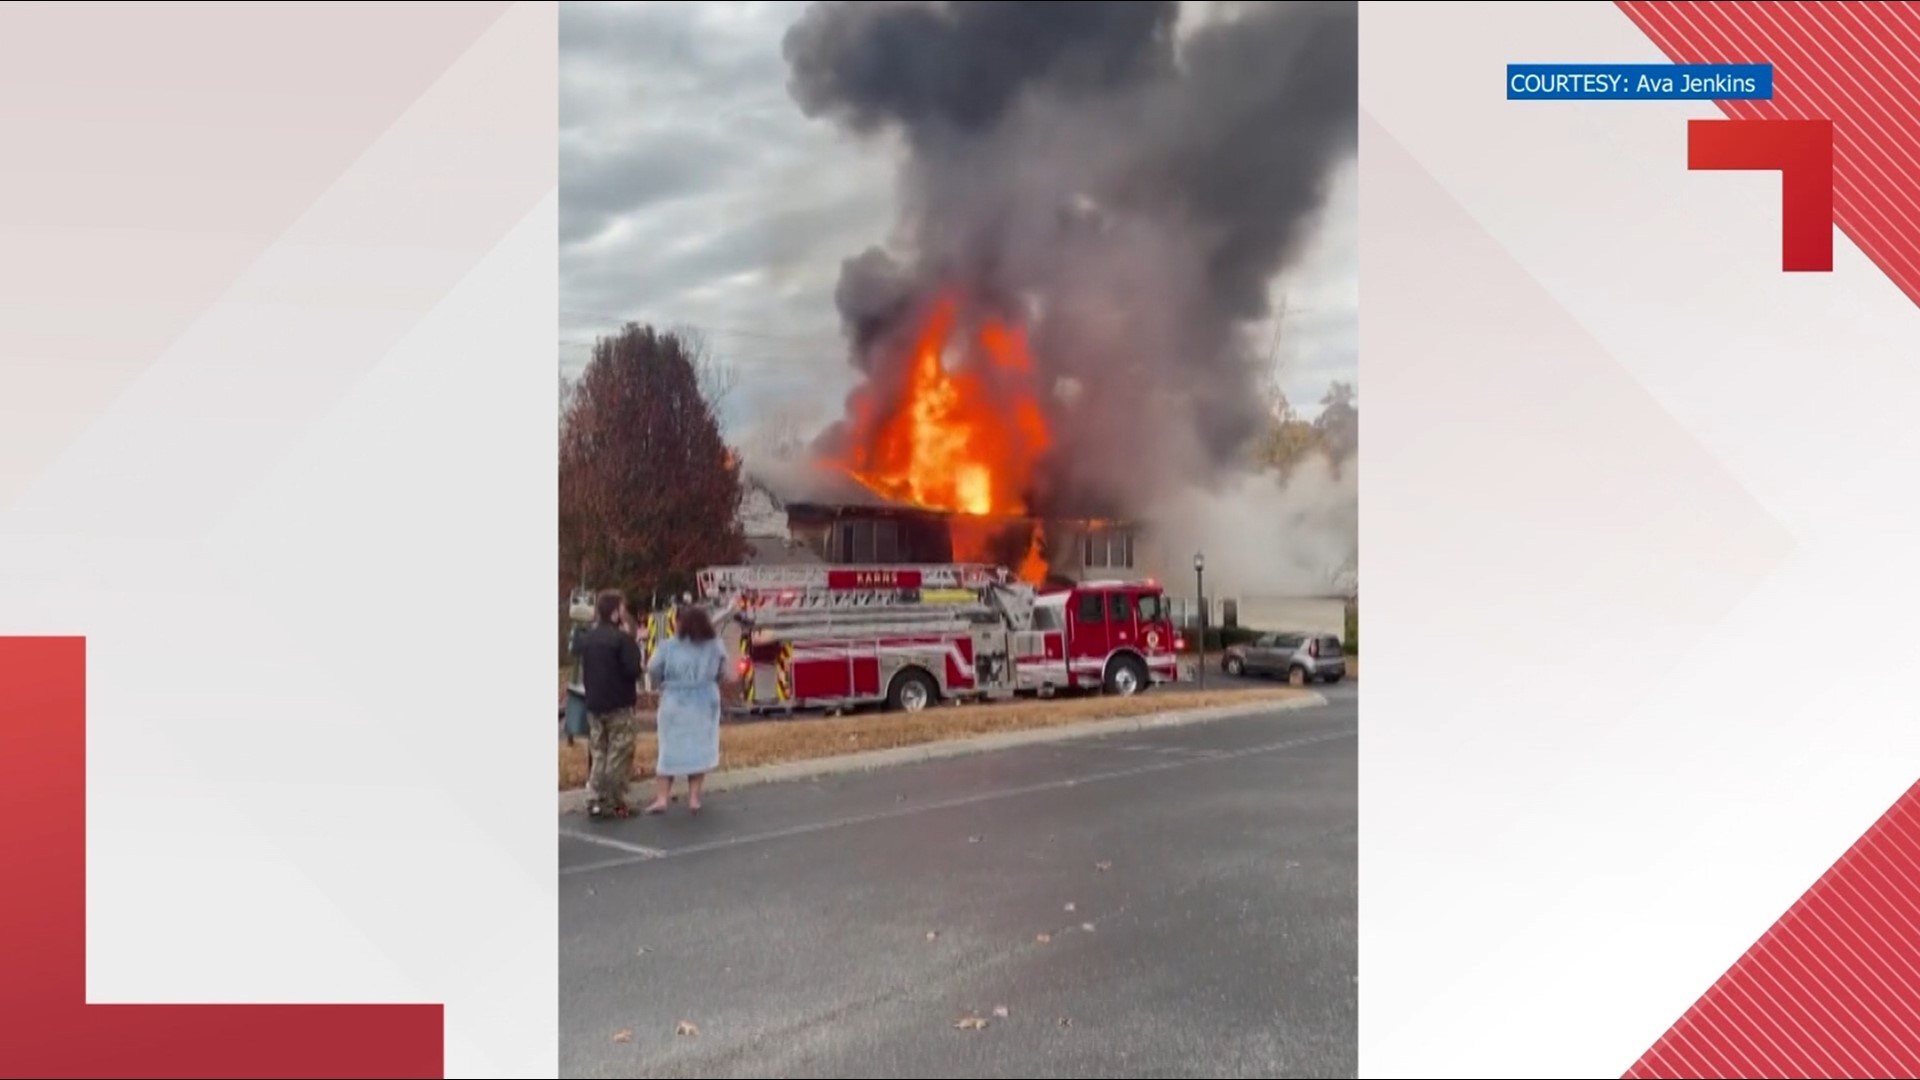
[672,563,1178,716]
[1017,580,1182,697]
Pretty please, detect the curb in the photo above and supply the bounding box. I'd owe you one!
[558,691,1330,813]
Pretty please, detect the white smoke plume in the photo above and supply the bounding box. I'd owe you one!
[1146,453,1357,599]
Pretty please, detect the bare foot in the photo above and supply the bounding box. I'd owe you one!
[642,800,669,816]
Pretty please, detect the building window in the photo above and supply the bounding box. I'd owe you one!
[1166,596,1209,630]
[833,518,902,564]
[1081,527,1134,570]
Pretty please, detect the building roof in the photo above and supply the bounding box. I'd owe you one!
[742,458,890,510]
[742,456,1135,527]
[743,535,824,566]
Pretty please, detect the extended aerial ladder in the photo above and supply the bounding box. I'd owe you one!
[693,563,1038,645]
[642,563,1046,712]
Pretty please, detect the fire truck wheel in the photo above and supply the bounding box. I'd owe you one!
[888,668,938,714]
[1104,655,1147,697]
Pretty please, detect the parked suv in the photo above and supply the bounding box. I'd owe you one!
[1221,632,1346,684]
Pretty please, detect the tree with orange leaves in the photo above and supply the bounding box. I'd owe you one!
[559,324,745,612]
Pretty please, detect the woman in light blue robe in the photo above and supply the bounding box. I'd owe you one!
[642,604,729,814]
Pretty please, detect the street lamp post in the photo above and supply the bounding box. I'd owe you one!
[1193,551,1206,689]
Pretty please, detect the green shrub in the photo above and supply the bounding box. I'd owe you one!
[1177,625,1265,653]
[1223,626,1263,649]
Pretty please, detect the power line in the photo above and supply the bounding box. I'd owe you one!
[559,309,843,343]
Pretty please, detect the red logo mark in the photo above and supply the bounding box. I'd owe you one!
[1688,118,1835,273]
[0,638,443,1078]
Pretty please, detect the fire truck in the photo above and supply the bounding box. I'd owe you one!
[669,563,1182,715]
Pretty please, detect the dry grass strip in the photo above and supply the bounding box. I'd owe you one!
[557,687,1307,790]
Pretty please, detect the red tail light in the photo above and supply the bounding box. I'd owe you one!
[737,659,752,676]
[1173,634,1186,651]
[1308,639,1321,658]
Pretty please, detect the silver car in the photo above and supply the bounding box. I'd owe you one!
[1221,632,1347,684]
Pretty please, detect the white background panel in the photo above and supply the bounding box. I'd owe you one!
[1360,3,1920,1077]
[0,4,557,1076]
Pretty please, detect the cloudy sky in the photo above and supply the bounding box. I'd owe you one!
[559,0,1357,438]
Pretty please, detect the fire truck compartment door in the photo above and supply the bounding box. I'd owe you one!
[851,643,880,699]
[969,629,1015,691]
[1010,630,1047,660]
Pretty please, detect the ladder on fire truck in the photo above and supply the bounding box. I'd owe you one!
[696,563,1036,644]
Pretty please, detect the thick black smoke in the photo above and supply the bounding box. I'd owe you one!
[785,0,1357,518]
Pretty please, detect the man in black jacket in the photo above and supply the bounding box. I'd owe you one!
[578,590,644,818]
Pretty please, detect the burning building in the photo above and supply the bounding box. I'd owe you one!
[737,461,1358,637]
[743,0,1358,632]
[739,457,1144,591]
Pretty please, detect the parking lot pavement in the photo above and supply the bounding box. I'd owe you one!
[1167,662,1353,697]
[559,695,1357,1079]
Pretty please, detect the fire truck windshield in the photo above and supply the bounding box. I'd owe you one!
[1136,593,1164,623]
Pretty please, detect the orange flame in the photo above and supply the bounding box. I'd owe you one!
[1018,522,1048,585]
[844,294,1051,519]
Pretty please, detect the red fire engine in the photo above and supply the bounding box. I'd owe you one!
[679,563,1181,715]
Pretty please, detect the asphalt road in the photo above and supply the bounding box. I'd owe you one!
[558,686,1357,1080]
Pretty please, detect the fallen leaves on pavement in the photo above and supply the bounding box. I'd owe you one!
[992,1005,1011,1019]
[954,1016,989,1031]
[1095,860,1113,872]
[675,1021,700,1038]
[1035,932,1052,944]
[611,1029,632,1044]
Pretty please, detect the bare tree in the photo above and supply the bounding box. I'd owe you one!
[741,402,820,465]
[1330,550,1358,598]
[1315,381,1358,463]
[666,323,738,415]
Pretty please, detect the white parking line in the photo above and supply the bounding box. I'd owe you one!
[1104,741,1212,756]
[560,724,1354,877]
[560,829,666,859]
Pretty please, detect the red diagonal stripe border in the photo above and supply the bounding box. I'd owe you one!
[0,637,444,1078]
[1611,13,1920,1071]
[1619,0,1920,310]
[1619,776,1920,1079]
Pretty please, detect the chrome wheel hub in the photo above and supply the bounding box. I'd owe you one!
[899,681,929,712]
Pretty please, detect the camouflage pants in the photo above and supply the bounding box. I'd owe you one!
[587,707,638,809]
